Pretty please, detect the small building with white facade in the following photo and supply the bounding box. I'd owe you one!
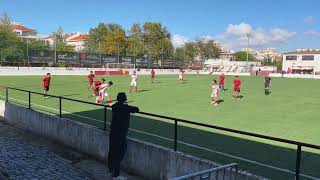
[12,22,38,39]
[42,32,89,52]
[282,49,320,74]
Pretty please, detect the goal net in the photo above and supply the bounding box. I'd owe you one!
[104,63,135,76]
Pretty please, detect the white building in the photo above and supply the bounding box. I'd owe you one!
[282,49,320,74]
[43,32,89,51]
[12,22,38,39]
[67,34,89,51]
[256,48,280,61]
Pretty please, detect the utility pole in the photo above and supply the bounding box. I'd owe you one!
[117,43,120,64]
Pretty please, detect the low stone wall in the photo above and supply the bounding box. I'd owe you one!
[0,101,263,180]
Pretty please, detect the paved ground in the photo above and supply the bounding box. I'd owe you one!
[0,121,144,180]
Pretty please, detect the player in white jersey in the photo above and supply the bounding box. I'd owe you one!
[130,71,138,93]
[211,79,220,106]
[96,81,113,105]
[179,68,184,81]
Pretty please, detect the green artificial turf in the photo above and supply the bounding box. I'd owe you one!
[0,74,319,179]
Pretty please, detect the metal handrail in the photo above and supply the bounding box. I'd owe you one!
[170,163,238,180]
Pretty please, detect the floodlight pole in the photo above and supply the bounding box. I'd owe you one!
[246,33,250,64]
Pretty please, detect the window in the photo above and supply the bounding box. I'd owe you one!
[286,55,297,60]
[302,55,314,61]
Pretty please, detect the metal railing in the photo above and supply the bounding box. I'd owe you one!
[3,86,320,180]
[170,163,238,180]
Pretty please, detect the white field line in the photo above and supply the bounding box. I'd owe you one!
[1,95,318,180]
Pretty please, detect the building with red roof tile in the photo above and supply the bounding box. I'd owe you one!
[12,22,38,39]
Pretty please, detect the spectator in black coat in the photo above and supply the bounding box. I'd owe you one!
[108,92,139,178]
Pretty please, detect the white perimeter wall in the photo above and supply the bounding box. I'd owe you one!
[1,67,320,79]
[0,67,197,76]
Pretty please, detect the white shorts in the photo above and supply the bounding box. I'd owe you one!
[179,74,183,80]
[211,92,218,98]
[131,81,137,87]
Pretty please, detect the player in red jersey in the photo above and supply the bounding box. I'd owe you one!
[87,71,95,90]
[219,73,225,91]
[232,76,241,99]
[151,68,155,83]
[42,73,51,99]
[89,78,105,98]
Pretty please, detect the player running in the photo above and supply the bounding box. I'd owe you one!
[211,79,220,106]
[151,68,155,83]
[232,76,241,100]
[42,73,51,99]
[264,74,272,95]
[96,81,113,105]
[87,71,95,90]
[89,78,105,99]
[130,71,138,93]
[219,73,225,91]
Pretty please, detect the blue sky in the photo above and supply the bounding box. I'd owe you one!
[1,0,320,52]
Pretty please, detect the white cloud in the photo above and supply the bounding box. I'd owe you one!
[172,34,189,48]
[304,30,320,37]
[226,22,252,36]
[304,16,315,24]
[220,22,296,50]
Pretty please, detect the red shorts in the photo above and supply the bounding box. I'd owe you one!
[233,87,240,92]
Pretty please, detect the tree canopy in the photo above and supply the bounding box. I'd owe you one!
[234,51,256,61]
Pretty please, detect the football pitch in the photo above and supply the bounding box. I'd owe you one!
[0,74,319,179]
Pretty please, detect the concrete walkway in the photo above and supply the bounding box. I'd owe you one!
[0,121,144,180]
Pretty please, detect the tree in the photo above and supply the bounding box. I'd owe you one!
[84,23,109,53]
[142,22,174,59]
[0,13,12,29]
[52,26,74,52]
[174,47,185,60]
[262,56,282,70]
[22,38,51,50]
[101,23,127,55]
[196,38,220,61]
[0,13,25,62]
[127,23,144,58]
[184,42,197,61]
[234,51,256,61]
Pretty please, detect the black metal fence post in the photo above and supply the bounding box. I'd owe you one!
[174,120,178,151]
[28,91,31,109]
[59,97,62,118]
[295,145,302,180]
[5,88,8,102]
[104,106,107,130]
